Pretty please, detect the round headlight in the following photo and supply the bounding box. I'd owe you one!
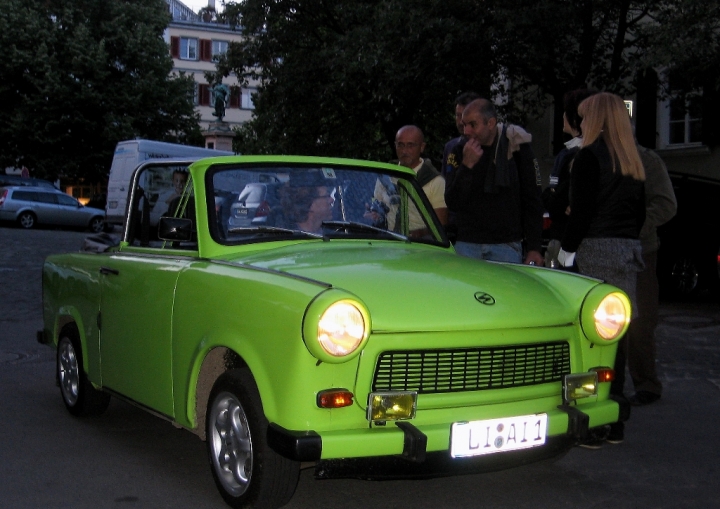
[318,301,365,356]
[594,292,630,340]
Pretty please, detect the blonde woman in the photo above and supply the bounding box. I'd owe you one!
[558,92,646,447]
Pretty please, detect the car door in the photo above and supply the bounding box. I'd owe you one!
[98,253,189,417]
[55,192,86,226]
[32,191,61,224]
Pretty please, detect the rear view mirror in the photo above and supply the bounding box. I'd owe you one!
[158,217,192,241]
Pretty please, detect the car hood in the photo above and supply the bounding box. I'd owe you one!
[231,242,597,332]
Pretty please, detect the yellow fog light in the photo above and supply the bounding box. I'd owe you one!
[563,372,598,403]
[367,392,417,422]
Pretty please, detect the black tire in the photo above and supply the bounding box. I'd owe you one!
[206,369,300,509]
[17,211,36,229]
[89,216,105,233]
[670,255,701,297]
[57,324,110,417]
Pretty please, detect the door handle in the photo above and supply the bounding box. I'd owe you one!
[100,266,120,276]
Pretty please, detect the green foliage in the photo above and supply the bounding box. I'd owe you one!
[213,0,711,159]
[215,0,495,163]
[0,0,202,182]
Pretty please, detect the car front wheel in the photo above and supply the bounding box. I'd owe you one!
[206,369,300,509]
[18,211,36,229]
[57,324,110,416]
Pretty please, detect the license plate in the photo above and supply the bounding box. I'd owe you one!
[450,413,547,458]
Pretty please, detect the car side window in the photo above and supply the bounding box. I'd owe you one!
[12,190,37,202]
[36,193,58,204]
[127,165,196,250]
[56,194,78,207]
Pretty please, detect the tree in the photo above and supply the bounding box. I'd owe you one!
[486,0,663,152]
[0,0,202,183]
[214,0,495,163]
[640,0,720,147]
[213,0,712,159]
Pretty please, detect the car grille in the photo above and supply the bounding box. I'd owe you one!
[372,341,570,394]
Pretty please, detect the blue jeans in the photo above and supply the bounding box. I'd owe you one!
[455,241,523,263]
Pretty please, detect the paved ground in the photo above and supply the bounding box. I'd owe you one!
[1,225,719,508]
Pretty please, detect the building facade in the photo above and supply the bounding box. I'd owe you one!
[165,0,256,131]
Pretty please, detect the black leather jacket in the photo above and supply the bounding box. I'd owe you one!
[561,139,645,253]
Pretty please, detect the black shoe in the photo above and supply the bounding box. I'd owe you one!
[606,422,624,444]
[578,426,609,449]
[629,391,661,406]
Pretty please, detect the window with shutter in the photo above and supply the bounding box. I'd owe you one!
[200,39,212,61]
[199,84,211,106]
[170,36,180,58]
[179,37,198,60]
[658,71,703,149]
[229,86,240,108]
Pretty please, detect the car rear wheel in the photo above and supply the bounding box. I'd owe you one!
[89,216,105,233]
[57,324,110,417]
[670,255,700,297]
[18,211,36,229]
[206,368,300,509]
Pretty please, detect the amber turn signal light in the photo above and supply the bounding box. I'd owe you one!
[317,389,354,408]
[591,367,615,383]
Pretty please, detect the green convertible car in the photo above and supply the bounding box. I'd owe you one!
[41,156,631,508]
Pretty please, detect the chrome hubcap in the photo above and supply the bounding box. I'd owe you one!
[209,392,253,496]
[58,338,80,406]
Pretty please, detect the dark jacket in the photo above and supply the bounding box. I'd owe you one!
[561,139,645,253]
[542,143,580,240]
[444,126,544,251]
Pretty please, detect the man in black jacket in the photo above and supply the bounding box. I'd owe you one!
[445,98,544,264]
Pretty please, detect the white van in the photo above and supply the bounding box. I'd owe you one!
[105,139,232,227]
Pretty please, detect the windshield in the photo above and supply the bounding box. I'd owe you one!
[208,163,447,246]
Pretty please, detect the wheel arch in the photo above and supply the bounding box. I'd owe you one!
[16,208,37,224]
[54,310,95,376]
[191,346,246,440]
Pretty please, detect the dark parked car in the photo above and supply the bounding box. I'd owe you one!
[0,174,58,189]
[657,172,720,299]
[0,186,105,232]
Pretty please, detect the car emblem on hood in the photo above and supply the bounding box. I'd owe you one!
[474,292,496,305]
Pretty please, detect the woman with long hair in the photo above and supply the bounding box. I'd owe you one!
[558,92,646,447]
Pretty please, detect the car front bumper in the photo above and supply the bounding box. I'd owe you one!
[268,397,621,463]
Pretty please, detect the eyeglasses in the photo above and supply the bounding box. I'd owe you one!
[394,142,419,149]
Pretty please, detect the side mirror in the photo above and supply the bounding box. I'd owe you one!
[158,217,193,241]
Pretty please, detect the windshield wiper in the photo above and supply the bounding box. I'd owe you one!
[227,226,326,239]
[321,221,409,242]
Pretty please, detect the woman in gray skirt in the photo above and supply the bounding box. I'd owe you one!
[558,92,646,447]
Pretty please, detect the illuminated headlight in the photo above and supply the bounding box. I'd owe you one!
[318,301,365,356]
[563,372,598,403]
[581,285,631,345]
[367,392,417,422]
[303,291,371,363]
[594,293,630,340]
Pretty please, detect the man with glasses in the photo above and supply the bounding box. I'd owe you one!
[445,98,544,264]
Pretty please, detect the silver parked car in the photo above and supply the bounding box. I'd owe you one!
[0,186,105,232]
[228,182,282,229]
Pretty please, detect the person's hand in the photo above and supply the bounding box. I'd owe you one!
[524,250,544,266]
[462,138,484,168]
[557,248,576,268]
